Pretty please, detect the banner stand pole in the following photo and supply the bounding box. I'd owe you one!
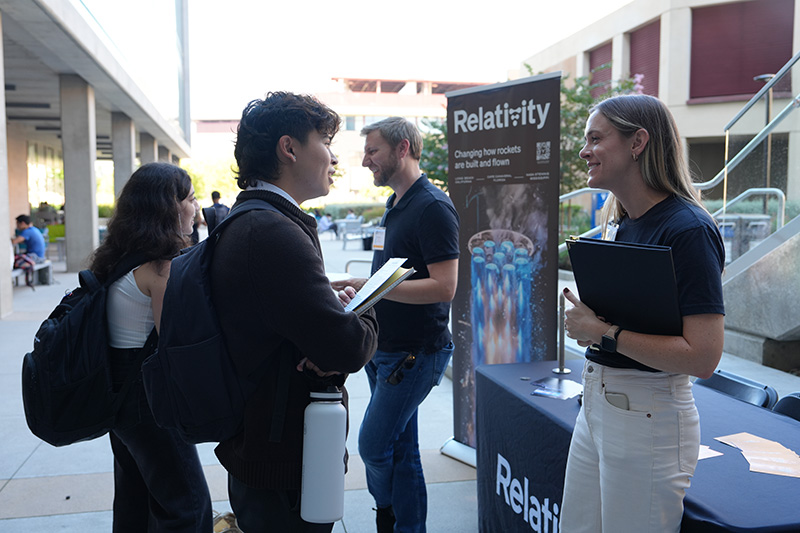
[553,291,571,374]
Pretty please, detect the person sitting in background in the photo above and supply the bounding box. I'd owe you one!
[318,213,338,237]
[12,214,47,287]
[12,214,46,261]
[345,209,357,220]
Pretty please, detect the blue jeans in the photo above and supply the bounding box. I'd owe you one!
[358,342,454,533]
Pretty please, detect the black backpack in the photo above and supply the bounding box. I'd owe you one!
[22,255,156,447]
[142,199,291,444]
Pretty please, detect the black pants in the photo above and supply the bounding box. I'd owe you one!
[110,346,212,532]
[228,474,334,533]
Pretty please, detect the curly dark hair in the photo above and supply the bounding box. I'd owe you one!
[90,162,192,279]
[233,92,340,189]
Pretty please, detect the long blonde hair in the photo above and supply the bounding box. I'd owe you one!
[591,94,705,235]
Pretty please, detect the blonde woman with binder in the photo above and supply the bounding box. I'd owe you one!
[560,94,725,533]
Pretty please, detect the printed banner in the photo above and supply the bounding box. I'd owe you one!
[447,73,561,448]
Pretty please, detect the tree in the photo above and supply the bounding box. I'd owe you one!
[420,118,449,192]
[526,63,642,195]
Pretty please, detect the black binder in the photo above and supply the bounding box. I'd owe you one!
[566,237,682,336]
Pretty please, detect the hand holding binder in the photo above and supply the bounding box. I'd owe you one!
[566,237,682,336]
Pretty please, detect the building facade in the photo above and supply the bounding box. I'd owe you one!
[517,0,800,204]
[0,0,190,317]
[192,77,482,206]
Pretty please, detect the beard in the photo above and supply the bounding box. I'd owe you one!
[373,152,400,187]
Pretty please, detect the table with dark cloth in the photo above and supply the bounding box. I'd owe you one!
[475,360,800,533]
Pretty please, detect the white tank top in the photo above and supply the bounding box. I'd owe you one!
[107,268,154,348]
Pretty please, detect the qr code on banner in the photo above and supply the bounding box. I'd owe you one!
[536,141,551,162]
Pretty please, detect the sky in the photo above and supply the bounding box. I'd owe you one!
[188,0,635,119]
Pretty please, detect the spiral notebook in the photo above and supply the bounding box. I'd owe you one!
[566,237,682,336]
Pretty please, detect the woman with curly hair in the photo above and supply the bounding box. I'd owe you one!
[90,162,211,532]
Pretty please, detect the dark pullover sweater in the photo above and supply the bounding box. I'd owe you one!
[211,190,378,489]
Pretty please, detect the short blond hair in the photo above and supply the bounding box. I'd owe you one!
[361,117,422,160]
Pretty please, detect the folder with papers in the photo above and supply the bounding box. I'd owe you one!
[565,237,682,336]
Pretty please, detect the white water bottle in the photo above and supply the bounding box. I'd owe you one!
[300,388,347,523]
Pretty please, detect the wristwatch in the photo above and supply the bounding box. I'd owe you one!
[601,325,623,352]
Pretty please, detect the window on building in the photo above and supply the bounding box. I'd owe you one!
[690,0,793,100]
[345,116,356,131]
[630,19,660,97]
[589,42,613,99]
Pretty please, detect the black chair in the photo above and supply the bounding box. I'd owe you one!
[773,392,800,421]
[695,369,779,408]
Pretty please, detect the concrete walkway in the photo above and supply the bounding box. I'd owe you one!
[1,235,798,531]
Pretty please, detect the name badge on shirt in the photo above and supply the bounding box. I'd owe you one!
[372,227,386,250]
[604,222,619,241]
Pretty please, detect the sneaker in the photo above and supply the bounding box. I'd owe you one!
[375,506,395,533]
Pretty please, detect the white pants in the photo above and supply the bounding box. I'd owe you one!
[559,361,700,533]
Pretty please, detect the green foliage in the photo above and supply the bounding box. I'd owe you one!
[525,63,642,195]
[360,206,386,224]
[311,203,385,222]
[181,158,240,204]
[420,118,449,192]
[98,204,114,218]
[703,198,800,231]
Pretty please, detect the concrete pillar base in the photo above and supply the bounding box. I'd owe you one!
[724,329,800,373]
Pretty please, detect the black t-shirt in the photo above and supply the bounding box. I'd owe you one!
[371,175,460,353]
[586,194,725,372]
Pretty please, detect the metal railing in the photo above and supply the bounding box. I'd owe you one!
[558,50,800,253]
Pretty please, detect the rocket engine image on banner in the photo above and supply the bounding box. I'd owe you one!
[447,73,561,448]
[469,227,536,366]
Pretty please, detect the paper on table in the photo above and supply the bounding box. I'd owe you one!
[530,376,583,400]
[698,445,723,460]
[715,432,800,478]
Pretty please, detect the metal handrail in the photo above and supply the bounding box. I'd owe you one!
[695,93,800,190]
[710,188,786,228]
[557,225,602,254]
[724,49,800,131]
[559,187,608,202]
[557,188,606,254]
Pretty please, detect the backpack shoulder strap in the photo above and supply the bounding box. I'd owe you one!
[209,198,281,240]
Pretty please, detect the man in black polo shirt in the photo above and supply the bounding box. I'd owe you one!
[333,117,460,533]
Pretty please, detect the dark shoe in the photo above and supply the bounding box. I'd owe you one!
[375,506,395,533]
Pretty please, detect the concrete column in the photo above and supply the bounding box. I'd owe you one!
[576,51,589,78]
[0,13,12,318]
[60,74,98,272]
[140,132,157,164]
[158,145,171,162]
[177,0,191,146]
[611,32,629,83]
[112,112,135,199]
[7,123,28,227]
[659,7,691,107]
